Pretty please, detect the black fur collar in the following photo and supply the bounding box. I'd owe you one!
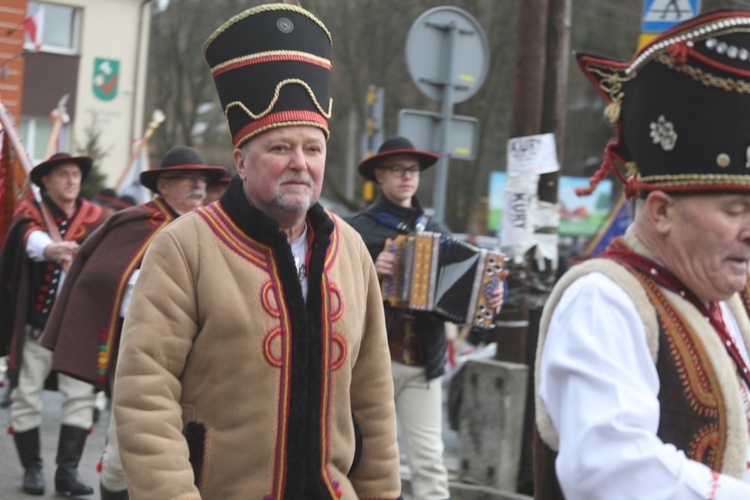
[218,175,333,245]
[217,174,335,498]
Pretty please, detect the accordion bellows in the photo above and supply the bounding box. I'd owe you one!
[382,233,506,328]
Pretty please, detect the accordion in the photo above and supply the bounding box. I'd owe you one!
[381,232,506,329]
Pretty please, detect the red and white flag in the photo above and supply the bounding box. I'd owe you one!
[23,8,44,51]
[116,138,151,204]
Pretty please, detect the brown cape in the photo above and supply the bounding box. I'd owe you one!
[0,197,104,387]
[41,198,176,390]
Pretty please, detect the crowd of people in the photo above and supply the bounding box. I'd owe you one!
[0,3,494,499]
[0,147,229,498]
[4,3,750,500]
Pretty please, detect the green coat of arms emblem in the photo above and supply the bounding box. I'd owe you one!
[93,58,119,101]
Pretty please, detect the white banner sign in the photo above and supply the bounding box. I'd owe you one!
[506,133,560,175]
[500,172,539,253]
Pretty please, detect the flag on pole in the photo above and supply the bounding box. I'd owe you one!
[114,109,165,204]
[0,121,34,243]
[22,8,43,51]
[0,127,10,242]
[116,138,151,204]
[0,101,36,242]
[47,99,70,158]
[584,193,632,256]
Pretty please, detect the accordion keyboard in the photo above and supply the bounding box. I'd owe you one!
[381,232,506,328]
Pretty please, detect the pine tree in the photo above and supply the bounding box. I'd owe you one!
[75,122,109,200]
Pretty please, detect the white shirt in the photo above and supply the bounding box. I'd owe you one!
[539,272,750,499]
[119,269,141,318]
[290,225,309,299]
[26,229,67,291]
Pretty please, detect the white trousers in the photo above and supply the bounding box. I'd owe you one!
[100,373,126,491]
[392,361,449,500]
[11,325,95,432]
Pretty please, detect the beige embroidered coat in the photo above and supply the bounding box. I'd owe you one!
[114,183,401,500]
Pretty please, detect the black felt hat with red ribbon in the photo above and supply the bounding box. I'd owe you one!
[357,136,439,182]
[30,153,92,188]
[140,146,226,193]
[577,10,750,198]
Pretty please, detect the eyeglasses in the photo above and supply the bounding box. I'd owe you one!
[378,165,421,177]
[162,173,210,184]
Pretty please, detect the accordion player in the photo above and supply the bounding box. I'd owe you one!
[381,232,506,328]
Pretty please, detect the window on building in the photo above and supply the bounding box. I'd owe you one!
[25,2,81,54]
[20,117,69,166]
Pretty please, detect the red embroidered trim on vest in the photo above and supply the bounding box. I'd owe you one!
[604,244,727,470]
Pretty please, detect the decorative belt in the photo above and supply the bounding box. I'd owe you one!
[388,312,424,366]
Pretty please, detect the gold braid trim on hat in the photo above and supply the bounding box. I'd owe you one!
[203,4,332,56]
[223,78,333,124]
[625,162,639,178]
[235,120,330,147]
[638,173,750,186]
[210,50,331,74]
[584,65,635,123]
[657,53,750,94]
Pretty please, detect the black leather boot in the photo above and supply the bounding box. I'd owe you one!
[12,427,45,495]
[100,481,130,500]
[54,424,94,496]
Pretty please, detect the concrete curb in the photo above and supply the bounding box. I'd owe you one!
[401,476,533,500]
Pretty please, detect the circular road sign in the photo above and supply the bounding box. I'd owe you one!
[405,6,490,104]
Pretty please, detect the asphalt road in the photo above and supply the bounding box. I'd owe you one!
[0,382,460,500]
[0,390,107,500]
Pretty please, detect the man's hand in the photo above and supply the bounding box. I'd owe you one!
[374,250,395,279]
[488,270,510,315]
[43,241,79,267]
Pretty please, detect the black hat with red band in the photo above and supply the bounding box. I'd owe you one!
[203,4,332,148]
[577,10,750,198]
[357,136,439,182]
[140,146,226,193]
[31,153,92,188]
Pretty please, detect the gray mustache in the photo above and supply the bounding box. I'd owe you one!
[187,188,207,198]
[279,174,313,186]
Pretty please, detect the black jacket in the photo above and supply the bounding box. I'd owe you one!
[347,194,450,381]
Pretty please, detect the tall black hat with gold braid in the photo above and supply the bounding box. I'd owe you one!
[203,4,332,147]
[578,10,750,198]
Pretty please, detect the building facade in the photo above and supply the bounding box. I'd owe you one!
[0,0,151,184]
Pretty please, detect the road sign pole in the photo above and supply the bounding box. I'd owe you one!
[398,110,479,160]
[432,21,458,221]
[405,6,489,221]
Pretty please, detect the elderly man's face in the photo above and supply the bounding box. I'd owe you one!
[234,126,325,218]
[665,193,750,301]
[157,171,208,215]
[41,163,82,205]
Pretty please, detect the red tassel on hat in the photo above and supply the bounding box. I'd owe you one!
[7,425,13,435]
[576,141,638,199]
[667,41,689,66]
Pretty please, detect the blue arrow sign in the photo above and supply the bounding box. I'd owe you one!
[642,0,701,34]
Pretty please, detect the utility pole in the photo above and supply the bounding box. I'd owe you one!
[494,0,571,494]
[494,0,549,366]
